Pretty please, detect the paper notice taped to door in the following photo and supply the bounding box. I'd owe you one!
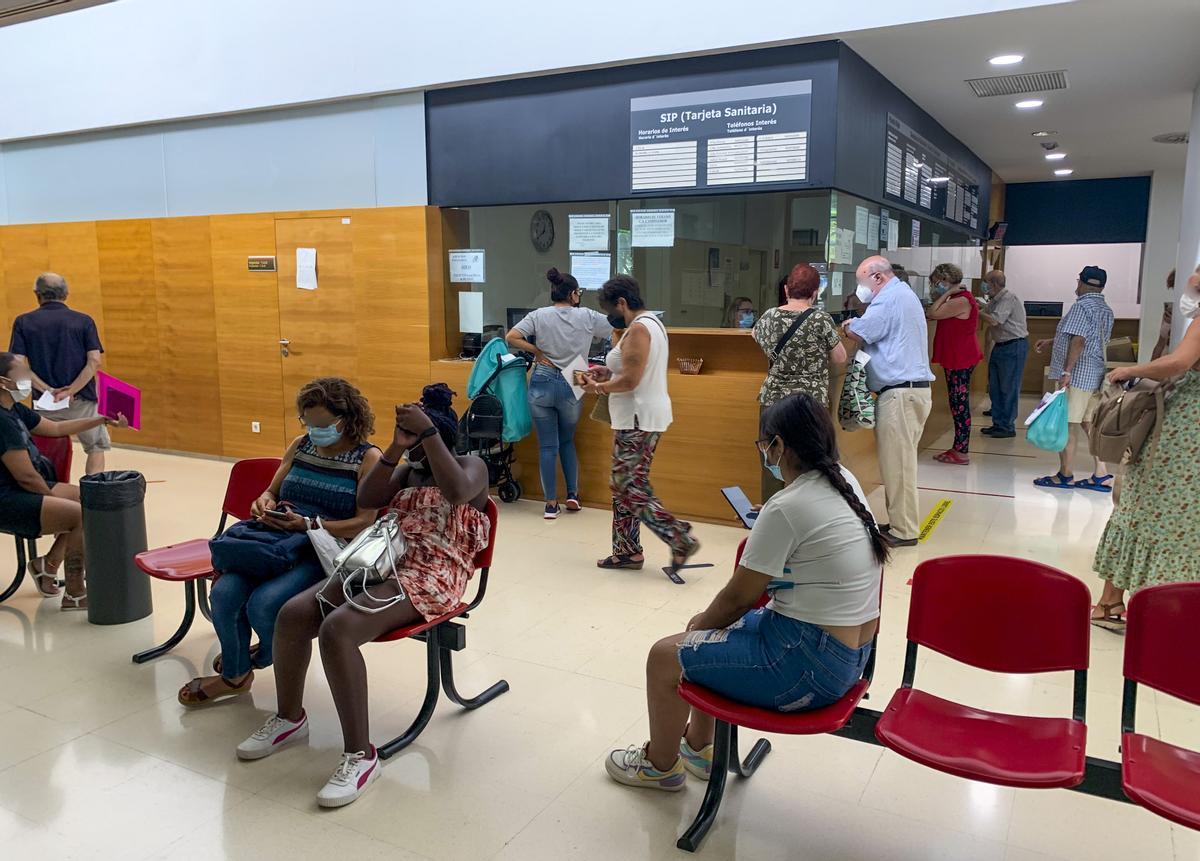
[296,247,318,290]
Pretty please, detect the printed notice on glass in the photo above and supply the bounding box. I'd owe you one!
[448,249,486,284]
[630,80,811,193]
[569,214,610,251]
[888,218,900,251]
[854,206,869,246]
[835,228,855,265]
[570,253,611,292]
[630,209,676,247]
[296,247,318,291]
[911,219,921,246]
[867,214,881,252]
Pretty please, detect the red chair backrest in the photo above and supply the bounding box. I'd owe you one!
[473,498,500,570]
[222,458,283,521]
[908,555,1090,673]
[33,436,73,483]
[1125,583,1200,707]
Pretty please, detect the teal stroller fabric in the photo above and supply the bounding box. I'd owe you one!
[467,339,532,443]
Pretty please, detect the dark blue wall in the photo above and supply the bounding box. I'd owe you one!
[834,44,992,239]
[1003,176,1151,245]
[426,43,841,207]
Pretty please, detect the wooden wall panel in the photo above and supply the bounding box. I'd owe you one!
[96,220,166,449]
[45,222,106,344]
[210,213,285,458]
[1,225,49,333]
[353,207,430,446]
[152,217,224,455]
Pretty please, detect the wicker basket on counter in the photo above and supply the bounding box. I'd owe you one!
[677,358,704,376]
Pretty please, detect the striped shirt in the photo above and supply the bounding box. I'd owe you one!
[278,436,375,520]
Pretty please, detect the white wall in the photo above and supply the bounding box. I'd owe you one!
[1137,167,1184,359]
[1003,243,1143,319]
[0,94,427,223]
[0,0,1066,142]
[1173,82,1200,347]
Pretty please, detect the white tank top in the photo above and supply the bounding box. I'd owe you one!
[607,314,672,432]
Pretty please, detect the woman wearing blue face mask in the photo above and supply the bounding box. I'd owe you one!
[724,297,756,329]
[179,377,381,707]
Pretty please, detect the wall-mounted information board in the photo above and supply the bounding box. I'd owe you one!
[884,114,978,231]
[629,81,812,193]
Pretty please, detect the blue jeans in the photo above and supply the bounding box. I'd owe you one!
[209,558,324,679]
[678,608,872,712]
[988,337,1028,433]
[528,365,582,501]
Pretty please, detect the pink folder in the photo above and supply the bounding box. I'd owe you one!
[96,372,142,431]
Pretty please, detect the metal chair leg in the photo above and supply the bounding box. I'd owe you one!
[378,635,442,760]
[197,578,213,623]
[727,724,772,778]
[132,580,196,664]
[439,646,509,709]
[677,720,732,853]
[0,536,30,604]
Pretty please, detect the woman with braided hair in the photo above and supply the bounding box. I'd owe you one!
[604,392,886,791]
[235,383,490,808]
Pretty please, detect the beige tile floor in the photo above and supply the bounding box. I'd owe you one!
[0,404,1196,860]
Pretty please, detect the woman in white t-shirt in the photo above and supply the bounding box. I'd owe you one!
[603,392,887,791]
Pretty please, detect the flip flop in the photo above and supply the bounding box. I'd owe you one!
[1074,474,1114,493]
[1033,472,1075,489]
[1091,601,1126,632]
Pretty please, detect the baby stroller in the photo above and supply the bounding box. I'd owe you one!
[457,353,529,503]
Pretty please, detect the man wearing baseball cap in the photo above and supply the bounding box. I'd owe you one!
[1033,266,1115,491]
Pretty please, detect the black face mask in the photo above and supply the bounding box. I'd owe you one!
[607,313,628,330]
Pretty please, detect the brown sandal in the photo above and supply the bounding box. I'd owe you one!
[178,672,254,708]
[597,554,644,570]
[1090,602,1127,633]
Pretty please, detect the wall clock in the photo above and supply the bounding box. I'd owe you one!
[530,209,555,252]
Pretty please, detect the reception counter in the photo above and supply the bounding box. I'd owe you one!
[431,325,955,526]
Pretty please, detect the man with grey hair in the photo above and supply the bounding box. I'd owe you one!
[9,273,109,474]
[978,269,1028,438]
[842,255,934,547]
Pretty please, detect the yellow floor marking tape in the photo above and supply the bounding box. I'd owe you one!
[918,499,953,543]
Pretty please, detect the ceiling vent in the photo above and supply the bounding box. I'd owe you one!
[965,70,1069,98]
[1152,132,1189,145]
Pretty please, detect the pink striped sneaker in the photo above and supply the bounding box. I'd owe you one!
[317,747,381,808]
[236,712,308,761]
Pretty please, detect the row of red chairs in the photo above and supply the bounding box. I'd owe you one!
[131,457,509,759]
[676,548,1200,851]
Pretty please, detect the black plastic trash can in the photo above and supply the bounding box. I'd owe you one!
[80,470,152,625]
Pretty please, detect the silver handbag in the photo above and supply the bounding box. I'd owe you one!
[320,512,408,615]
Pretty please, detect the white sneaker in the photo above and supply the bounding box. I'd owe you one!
[604,743,687,791]
[316,747,381,808]
[236,712,309,761]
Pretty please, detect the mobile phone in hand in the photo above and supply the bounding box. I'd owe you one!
[263,508,290,518]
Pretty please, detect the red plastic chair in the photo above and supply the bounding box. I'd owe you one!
[131,457,281,663]
[875,555,1091,789]
[0,436,74,604]
[1120,583,1200,830]
[674,539,880,852]
[372,498,507,760]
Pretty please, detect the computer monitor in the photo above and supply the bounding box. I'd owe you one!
[506,307,537,333]
[1024,301,1064,317]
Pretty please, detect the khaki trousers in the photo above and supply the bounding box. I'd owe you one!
[875,387,933,540]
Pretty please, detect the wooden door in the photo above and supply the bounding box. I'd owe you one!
[274,216,357,447]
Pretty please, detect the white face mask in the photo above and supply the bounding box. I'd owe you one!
[855,283,875,304]
[4,378,31,400]
[1181,290,1200,321]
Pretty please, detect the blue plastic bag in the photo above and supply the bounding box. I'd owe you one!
[1026,389,1069,452]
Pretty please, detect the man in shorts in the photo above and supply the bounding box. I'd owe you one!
[1033,266,1115,491]
[8,273,110,474]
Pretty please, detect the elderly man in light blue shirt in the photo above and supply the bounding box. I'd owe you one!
[843,255,935,547]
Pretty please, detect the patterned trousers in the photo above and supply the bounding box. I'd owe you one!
[946,367,975,454]
[610,429,695,558]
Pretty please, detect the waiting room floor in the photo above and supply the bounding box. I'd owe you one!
[1,404,1197,860]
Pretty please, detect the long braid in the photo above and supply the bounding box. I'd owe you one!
[812,458,890,567]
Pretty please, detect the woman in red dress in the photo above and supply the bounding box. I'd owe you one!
[927,263,983,465]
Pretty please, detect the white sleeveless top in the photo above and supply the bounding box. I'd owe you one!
[607,314,672,432]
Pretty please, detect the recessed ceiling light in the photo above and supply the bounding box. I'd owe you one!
[1045,153,1067,160]
[989,54,1024,66]
[1054,169,1074,176]
[928,177,950,183]
[1031,130,1057,137]
[1016,99,1044,109]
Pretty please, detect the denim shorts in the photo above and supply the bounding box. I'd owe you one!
[678,608,872,712]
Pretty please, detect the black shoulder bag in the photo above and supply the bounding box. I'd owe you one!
[768,309,815,368]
